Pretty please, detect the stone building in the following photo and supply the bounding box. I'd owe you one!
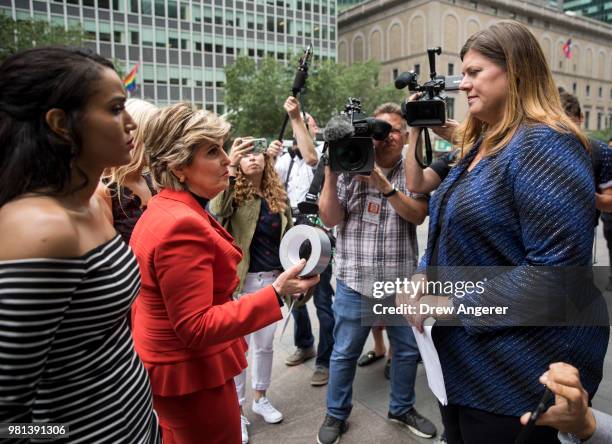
[338,0,612,131]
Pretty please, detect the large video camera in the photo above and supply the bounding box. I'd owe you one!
[395,47,462,127]
[325,98,392,175]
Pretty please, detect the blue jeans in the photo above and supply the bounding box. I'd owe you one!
[292,262,335,367]
[326,279,419,421]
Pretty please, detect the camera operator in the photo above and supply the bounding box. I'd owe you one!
[316,103,436,444]
[267,96,336,388]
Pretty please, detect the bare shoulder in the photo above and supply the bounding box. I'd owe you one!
[0,196,80,261]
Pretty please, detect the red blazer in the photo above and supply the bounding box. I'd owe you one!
[130,189,282,397]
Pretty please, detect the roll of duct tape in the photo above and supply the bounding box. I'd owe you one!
[279,225,332,277]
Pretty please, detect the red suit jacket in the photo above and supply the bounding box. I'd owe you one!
[130,189,282,396]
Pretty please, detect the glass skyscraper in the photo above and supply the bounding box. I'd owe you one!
[564,0,612,24]
[0,0,337,112]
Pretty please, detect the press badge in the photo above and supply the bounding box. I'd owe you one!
[363,196,382,224]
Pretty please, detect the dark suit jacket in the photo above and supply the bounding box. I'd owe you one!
[130,189,282,396]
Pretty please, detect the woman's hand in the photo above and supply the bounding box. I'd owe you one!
[229,137,254,168]
[267,140,283,158]
[431,119,459,143]
[272,259,320,297]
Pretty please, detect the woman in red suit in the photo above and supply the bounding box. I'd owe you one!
[129,102,319,444]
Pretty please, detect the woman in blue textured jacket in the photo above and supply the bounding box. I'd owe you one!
[403,21,609,444]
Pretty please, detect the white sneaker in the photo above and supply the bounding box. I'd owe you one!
[252,397,283,424]
[240,415,250,444]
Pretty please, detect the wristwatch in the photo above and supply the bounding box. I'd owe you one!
[383,186,398,198]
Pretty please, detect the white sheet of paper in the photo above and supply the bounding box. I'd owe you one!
[412,325,448,406]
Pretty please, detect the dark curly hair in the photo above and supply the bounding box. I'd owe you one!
[0,46,115,206]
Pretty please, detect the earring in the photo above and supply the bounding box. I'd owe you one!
[179,176,185,183]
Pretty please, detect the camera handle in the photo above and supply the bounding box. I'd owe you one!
[297,143,329,216]
[415,127,434,169]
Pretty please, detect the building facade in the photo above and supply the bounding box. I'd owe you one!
[564,0,612,24]
[0,0,337,112]
[338,0,612,132]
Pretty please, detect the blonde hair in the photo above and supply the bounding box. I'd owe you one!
[455,20,588,157]
[234,153,288,214]
[145,102,231,191]
[102,98,158,193]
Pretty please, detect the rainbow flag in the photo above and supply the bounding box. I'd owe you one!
[123,64,138,92]
[562,38,572,59]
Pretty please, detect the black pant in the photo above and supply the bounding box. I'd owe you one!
[603,217,612,277]
[439,403,560,444]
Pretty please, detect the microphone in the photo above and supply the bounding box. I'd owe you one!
[323,115,354,144]
[394,71,417,90]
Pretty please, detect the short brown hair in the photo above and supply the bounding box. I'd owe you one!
[558,90,582,120]
[144,102,230,191]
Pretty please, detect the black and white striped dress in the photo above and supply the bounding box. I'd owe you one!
[0,235,160,443]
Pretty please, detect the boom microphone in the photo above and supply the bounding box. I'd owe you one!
[323,115,354,144]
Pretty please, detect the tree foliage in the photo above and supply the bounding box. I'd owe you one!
[0,12,83,62]
[224,55,405,139]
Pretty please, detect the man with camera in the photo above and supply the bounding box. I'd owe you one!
[267,96,336,387]
[316,102,436,443]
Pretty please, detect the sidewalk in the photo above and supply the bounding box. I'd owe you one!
[242,220,612,443]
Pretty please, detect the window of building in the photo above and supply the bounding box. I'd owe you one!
[585,111,590,129]
[598,86,602,98]
[447,63,454,75]
[169,37,179,49]
[216,81,224,88]
[248,48,255,56]
[170,78,180,85]
[597,112,602,131]
[392,68,398,80]
[267,17,275,32]
[586,85,590,96]
[572,82,577,94]
[130,31,139,44]
[113,31,122,43]
[196,80,203,86]
[203,6,212,23]
[141,0,152,14]
[257,49,264,57]
[205,81,213,87]
[414,64,420,75]
[205,43,213,52]
[217,104,225,114]
[215,10,223,25]
[226,47,234,55]
[215,44,223,53]
[195,41,202,51]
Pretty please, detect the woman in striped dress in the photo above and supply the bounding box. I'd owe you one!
[0,47,160,443]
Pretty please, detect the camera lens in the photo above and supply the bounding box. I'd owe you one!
[336,144,367,172]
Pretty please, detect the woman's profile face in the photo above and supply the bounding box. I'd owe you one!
[76,67,137,172]
[239,152,265,178]
[179,140,231,199]
[459,49,509,126]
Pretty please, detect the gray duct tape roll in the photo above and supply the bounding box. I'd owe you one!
[279,225,332,277]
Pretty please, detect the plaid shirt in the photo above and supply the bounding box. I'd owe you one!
[335,158,426,296]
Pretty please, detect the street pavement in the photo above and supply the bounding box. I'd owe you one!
[243,219,612,443]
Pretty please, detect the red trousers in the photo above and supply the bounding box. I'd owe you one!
[153,379,241,444]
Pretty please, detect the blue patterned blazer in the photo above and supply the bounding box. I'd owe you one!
[420,123,610,416]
